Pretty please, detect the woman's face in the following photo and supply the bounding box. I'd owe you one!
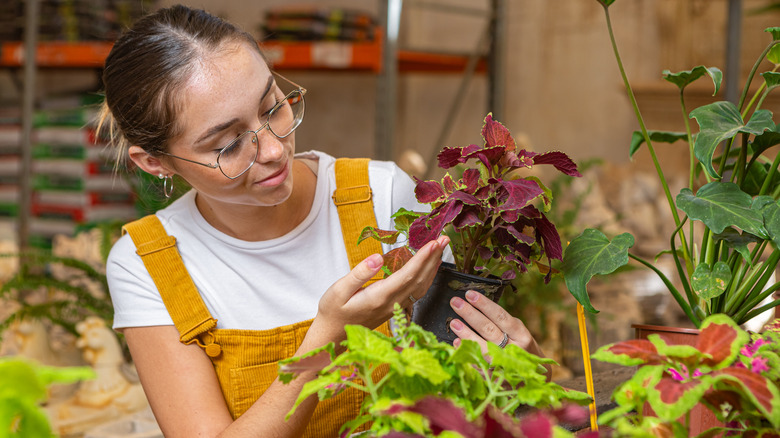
[164,41,296,209]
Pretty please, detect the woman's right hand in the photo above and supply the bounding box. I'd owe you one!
[312,236,448,342]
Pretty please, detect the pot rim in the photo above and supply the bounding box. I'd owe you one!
[438,262,511,286]
[630,323,700,335]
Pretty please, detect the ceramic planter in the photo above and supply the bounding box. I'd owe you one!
[632,324,723,435]
[413,262,510,345]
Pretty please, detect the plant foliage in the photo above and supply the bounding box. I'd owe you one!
[279,305,591,437]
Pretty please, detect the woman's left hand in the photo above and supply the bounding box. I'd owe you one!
[449,290,552,381]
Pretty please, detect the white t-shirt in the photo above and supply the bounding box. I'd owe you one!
[107,150,426,330]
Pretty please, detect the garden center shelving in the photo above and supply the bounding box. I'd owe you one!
[2,0,507,250]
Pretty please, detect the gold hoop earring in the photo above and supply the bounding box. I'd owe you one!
[159,173,174,198]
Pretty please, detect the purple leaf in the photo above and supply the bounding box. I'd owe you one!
[442,174,456,192]
[519,411,554,438]
[453,205,483,230]
[499,179,544,211]
[535,212,563,260]
[532,151,582,177]
[548,404,590,427]
[408,202,463,250]
[387,397,482,438]
[462,168,481,194]
[450,190,481,206]
[482,113,516,151]
[506,223,536,245]
[501,270,516,280]
[437,146,466,169]
[500,209,520,223]
[414,178,446,203]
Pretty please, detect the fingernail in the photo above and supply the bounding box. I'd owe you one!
[453,338,461,348]
[366,254,383,269]
[451,297,464,309]
[465,290,480,302]
[450,319,464,331]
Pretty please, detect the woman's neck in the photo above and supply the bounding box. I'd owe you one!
[194,160,317,241]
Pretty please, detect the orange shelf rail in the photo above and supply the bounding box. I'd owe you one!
[1,40,485,73]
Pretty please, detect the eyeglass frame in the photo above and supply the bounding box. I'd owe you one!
[158,71,307,180]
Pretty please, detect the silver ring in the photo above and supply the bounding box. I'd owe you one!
[408,294,418,303]
[497,332,509,349]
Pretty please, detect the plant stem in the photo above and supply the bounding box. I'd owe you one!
[759,146,780,196]
[629,253,700,327]
[603,6,689,264]
[680,90,696,271]
[740,297,780,324]
[724,261,765,314]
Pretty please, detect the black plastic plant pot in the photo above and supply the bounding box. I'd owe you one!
[412,262,510,345]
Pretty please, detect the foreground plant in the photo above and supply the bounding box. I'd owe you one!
[593,315,780,435]
[279,305,591,437]
[361,113,581,283]
[563,0,780,327]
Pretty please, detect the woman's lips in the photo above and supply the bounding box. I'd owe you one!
[256,160,289,186]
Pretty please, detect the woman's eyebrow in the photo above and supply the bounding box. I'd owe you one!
[194,76,276,145]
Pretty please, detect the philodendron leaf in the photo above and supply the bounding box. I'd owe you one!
[712,228,759,265]
[754,196,780,249]
[691,262,731,301]
[750,123,780,156]
[762,71,780,93]
[690,101,774,179]
[767,27,780,64]
[597,0,616,7]
[629,130,687,157]
[562,229,635,314]
[663,66,722,95]
[696,314,747,369]
[676,182,767,238]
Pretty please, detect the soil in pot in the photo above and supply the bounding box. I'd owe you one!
[413,262,510,345]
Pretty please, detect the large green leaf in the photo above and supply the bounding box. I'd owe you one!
[750,123,780,156]
[663,66,722,95]
[629,130,687,157]
[676,182,767,238]
[712,228,760,264]
[690,102,774,179]
[562,229,634,314]
[691,262,732,300]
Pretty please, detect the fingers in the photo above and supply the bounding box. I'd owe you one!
[449,290,536,353]
[326,253,384,304]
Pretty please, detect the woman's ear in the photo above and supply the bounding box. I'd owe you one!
[128,145,174,177]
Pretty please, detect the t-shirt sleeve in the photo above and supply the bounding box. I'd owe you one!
[106,233,175,330]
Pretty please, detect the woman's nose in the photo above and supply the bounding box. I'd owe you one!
[254,128,285,163]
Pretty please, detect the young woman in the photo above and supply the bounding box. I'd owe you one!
[101,5,547,437]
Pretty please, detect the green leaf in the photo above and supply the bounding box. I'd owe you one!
[767,27,780,41]
[690,102,774,178]
[645,376,713,422]
[676,182,767,238]
[648,334,702,360]
[629,130,687,157]
[597,0,616,7]
[399,348,451,384]
[663,66,722,95]
[390,207,424,234]
[766,28,780,64]
[750,123,780,156]
[691,262,732,300]
[762,71,780,92]
[712,228,759,265]
[755,196,780,249]
[562,229,635,313]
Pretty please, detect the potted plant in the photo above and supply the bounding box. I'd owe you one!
[562,0,780,329]
[279,304,593,437]
[591,315,780,436]
[360,113,581,342]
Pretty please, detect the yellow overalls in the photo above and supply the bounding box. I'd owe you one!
[122,158,389,437]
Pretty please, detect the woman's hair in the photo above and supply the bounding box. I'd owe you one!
[97,4,261,168]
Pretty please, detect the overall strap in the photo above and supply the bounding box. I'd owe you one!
[122,215,221,357]
[332,158,383,283]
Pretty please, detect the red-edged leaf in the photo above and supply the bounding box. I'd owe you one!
[382,246,414,274]
[452,205,483,230]
[484,405,522,437]
[414,178,446,203]
[548,404,590,427]
[696,314,748,368]
[357,226,399,245]
[647,376,711,421]
[506,223,536,245]
[592,339,663,365]
[408,202,462,250]
[442,173,456,192]
[502,149,537,169]
[462,168,481,194]
[532,151,582,177]
[437,146,466,169]
[499,178,544,211]
[450,190,481,206]
[519,205,542,219]
[710,366,780,424]
[535,212,563,260]
[482,113,516,152]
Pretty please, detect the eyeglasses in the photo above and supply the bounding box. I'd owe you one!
[161,72,306,179]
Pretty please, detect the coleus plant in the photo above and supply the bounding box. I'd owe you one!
[360,113,581,281]
[278,304,591,437]
[592,315,780,436]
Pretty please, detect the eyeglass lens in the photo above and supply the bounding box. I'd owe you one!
[217,90,305,178]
